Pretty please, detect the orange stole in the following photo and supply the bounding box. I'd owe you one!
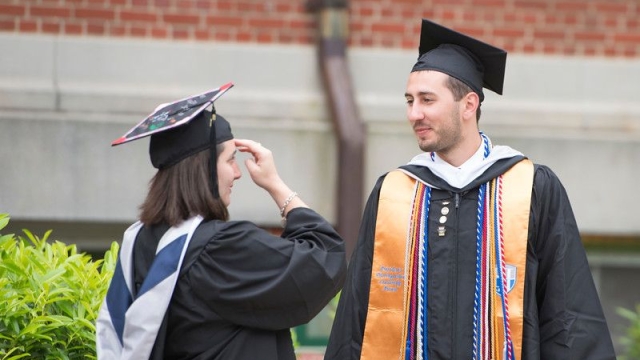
[360,160,533,360]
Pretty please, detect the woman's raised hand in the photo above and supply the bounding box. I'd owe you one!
[234,139,282,192]
[234,138,308,219]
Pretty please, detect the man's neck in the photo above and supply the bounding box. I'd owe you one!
[436,132,483,168]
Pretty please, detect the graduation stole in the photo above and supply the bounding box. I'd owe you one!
[360,159,533,360]
[96,216,203,360]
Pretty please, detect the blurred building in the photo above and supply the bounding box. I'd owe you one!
[1,0,639,356]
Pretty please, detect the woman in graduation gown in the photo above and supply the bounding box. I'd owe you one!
[97,86,347,360]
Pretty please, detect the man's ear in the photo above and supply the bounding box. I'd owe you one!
[462,92,480,121]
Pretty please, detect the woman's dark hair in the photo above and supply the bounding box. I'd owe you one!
[139,144,228,226]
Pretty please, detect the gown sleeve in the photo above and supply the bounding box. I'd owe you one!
[526,165,616,359]
[185,207,346,331]
[324,175,386,360]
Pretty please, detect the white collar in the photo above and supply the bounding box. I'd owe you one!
[431,141,486,172]
[407,136,523,189]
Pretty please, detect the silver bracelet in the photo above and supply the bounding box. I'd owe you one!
[279,192,299,219]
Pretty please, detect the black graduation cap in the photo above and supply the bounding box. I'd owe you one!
[112,82,234,197]
[411,19,507,102]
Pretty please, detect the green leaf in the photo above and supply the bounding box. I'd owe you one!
[617,307,639,321]
[0,216,120,358]
[0,213,9,230]
[0,261,28,278]
[3,351,32,360]
[19,322,52,340]
[39,268,66,284]
[617,305,640,359]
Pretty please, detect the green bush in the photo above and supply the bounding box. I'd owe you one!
[0,213,118,360]
[617,304,640,360]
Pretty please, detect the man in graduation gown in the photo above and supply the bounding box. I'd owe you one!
[324,19,615,360]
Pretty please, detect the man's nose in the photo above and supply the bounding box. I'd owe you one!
[408,103,423,122]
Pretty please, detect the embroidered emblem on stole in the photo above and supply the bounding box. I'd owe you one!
[501,264,517,295]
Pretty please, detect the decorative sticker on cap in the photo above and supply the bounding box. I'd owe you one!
[111,82,234,146]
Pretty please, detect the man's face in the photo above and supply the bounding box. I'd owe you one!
[404,70,463,154]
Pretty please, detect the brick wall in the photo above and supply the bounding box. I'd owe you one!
[1,0,638,56]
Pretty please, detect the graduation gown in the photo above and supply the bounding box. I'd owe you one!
[132,207,347,360]
[324,157,616,360]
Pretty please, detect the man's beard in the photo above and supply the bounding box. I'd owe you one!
[417,105,462,153]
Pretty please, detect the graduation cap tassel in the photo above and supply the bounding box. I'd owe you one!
[209,111,220,199]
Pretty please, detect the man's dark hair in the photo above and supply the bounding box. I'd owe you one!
[446,75,482,122]
[139,143,228,226]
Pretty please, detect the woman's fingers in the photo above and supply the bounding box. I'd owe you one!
[236,138,268,168]
[235,139,262,154]
[234,139,281,190]
[244,157,259,173]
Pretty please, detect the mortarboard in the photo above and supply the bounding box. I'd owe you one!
[112,82,234,197]
[411,19,507,102]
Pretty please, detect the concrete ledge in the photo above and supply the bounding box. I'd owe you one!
[1,34,639,233]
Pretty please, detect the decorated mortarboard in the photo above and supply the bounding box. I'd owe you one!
[111,82,234,198]
[411,19,507,102]
[112,82,234,168]
[112,82,233,148]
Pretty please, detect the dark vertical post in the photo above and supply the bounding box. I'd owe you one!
[306,0,365,260]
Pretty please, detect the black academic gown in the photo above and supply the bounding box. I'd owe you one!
[325,157,616,360]
[132,207,347,360]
